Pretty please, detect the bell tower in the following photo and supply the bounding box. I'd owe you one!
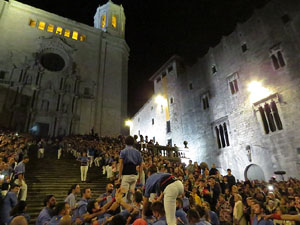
[94,0,126,38]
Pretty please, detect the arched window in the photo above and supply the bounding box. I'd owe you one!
[214,121,230,149]
[101,14,106,28]
[112,15,117,28]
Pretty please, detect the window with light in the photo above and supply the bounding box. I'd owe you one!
[112,15,117,28]
[80,35,86,42]
[47,24,54,33]
[56,27,63,35]
[101,15,106,28]
[38,21,46,30]
[64,29,70,37]
[29,19,36,27]
[72,31,78,40]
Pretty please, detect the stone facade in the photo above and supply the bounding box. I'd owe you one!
[0,0,129,137]
[131,0,300,180]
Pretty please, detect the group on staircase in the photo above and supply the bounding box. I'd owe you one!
[1,129,300,225]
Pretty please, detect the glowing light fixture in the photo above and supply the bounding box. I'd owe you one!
[248,81,271,103]
[155,95,167,106]
[125,120,133,127]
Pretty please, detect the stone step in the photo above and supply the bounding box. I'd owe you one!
[26,150,110,225]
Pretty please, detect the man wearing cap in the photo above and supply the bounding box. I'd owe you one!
[14,156,29,201]
[142,165,184,225]
[36,195,57,225]
[118,136,142,203]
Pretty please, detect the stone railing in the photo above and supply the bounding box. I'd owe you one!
[140,144,190,162]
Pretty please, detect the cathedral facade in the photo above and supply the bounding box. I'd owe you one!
[130,0,300,180]
[0,0,129,137]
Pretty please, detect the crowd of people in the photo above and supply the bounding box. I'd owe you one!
[0,130,300,225]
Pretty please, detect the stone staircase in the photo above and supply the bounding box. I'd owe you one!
[26,147,109,224]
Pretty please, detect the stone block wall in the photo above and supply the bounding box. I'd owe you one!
[131,0,300,180]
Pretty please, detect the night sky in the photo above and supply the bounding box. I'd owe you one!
[18,0,270,117]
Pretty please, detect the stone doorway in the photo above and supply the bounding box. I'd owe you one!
[31,122,49,138]
[244,164,265,181]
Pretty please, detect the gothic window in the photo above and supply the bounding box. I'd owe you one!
[71,97,76,113]
[270,44,286,70]
[112,15,117,28]
[40,53,65,72]
[62,103,68,113]
[214,121,230,149]
[152,118,154,125]
[168,66,173,73]
[170,97,174,104]
[166,121,171,133]
[212,65,217,74]
[26,75,32,85]
[59,78,64,90]
[101,14,106,28]
[227,72,239,95]
[153,137,155,143]
[189,83,193,90]
[201,93,209,110]
[241,43,248,52]
[167,139,172,146]
[56,95,61,111]
[41,100,49,112]
[257,100,283,134]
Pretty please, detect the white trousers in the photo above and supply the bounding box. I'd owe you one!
[121,174,138,203]
[163,180,184,225]
[106,165,113,179]
[38,148,44,158]
[80,166,88,181]
[14,179,27,201]
[94,157,101,167]
[58,149,62,159]
[88,155,94,167]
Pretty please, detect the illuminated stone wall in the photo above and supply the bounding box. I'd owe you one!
[0,0,129,136]
[131,0,300,180]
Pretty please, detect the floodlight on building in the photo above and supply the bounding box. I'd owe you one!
[155,95,167,106]
[125,120,133,127]
[248,81,271,103]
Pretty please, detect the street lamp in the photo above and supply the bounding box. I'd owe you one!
[247,81,271,103]
[125,120,133,127]
[155,95,167,106]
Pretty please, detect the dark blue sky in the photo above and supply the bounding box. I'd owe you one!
[18,0,270,116]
